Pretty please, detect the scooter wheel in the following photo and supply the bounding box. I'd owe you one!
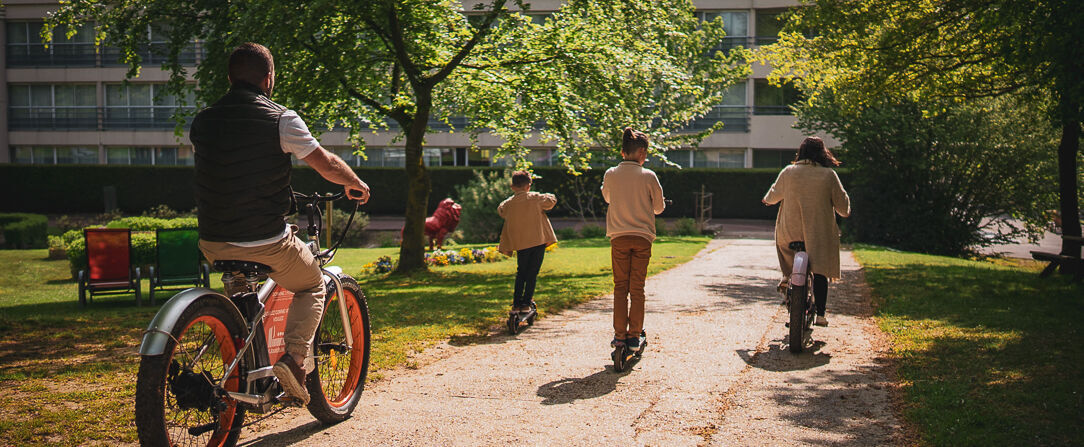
[612,347,625,372]
[506,315,518,335]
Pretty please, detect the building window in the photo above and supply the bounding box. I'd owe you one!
[694,149,745,168]
[11,146,98,164]
[105,146,187,165]
[102,24,199,66]
[753,149,793,169]
[6,21,96,67]
[755,9,788,45]
[689,81,749,132]
[753,79,801,115]
[105,83,195,129]
[698,11,749,53]
[8,84,98,130]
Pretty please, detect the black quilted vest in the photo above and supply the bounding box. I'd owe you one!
[192,82,292,242]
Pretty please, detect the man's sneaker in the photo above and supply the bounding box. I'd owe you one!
[610,338,626,348]
[625,336,640,350]
[814,315,829,327]
[273,353,310,405]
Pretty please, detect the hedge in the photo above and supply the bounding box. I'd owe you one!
[0,213,48,248]
[0,164,849,219]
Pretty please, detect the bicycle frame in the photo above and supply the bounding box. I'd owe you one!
[139,191,361,412]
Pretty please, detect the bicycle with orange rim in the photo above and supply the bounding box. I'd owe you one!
[134,191,371,446]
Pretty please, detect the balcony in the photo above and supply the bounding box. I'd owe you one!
[9,106,194,130]
[753,105,792,115]
[6,43,98,67]
[102,44,200,66]
[686,106,751,133]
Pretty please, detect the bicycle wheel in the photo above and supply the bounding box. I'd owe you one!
[306,275,371,423]
[135,296,247,447]
[788,284,807,353]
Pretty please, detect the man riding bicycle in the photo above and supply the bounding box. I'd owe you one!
[191,42,369,405]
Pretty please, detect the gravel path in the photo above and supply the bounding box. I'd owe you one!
[240,237,902,446]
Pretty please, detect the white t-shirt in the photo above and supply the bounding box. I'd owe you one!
[227,110,320,247]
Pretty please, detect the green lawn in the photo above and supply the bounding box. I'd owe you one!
[854,246,1083,446]
[0,236,709,446]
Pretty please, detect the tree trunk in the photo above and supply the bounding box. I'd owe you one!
[395,96,433,274]
[1056,112,1082,266]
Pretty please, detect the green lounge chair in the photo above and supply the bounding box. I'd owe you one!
[148,228,209,305]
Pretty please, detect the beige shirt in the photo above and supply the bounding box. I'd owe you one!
[498,191,558,253]
[601,161,666,242]
[763,160,851,279]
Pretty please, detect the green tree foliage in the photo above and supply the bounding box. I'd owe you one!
[46,0,749,272]
[760,0,1084,256]
[454,170,511,243]
[799,92,1057,255]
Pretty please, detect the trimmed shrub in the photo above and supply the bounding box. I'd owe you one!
[555,227,579,240]
[673,218,699,236]
[327,208,371,247]
[455,170,512,243]
[0,213,48,249]
[104,216,198,230]
[654,218,669,237]
[579,224,606,238]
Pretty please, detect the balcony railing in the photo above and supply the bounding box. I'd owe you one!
[755,36,779,46]
[9,106,194,130]
[8,107,99,129]
[103,107,194,129]
[6,43,200,67]
[102,44,199,66]
[753,105,793,115]
[686,106,751,132]
[6,43,98,67]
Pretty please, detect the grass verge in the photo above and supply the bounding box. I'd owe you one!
[0,236,709,445]
[854,245,1082,446]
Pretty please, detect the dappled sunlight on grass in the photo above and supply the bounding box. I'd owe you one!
[854,246,1082,446]
[0,236,710,445]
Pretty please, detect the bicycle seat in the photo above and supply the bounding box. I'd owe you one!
[212,260,273,275]
[788,241,806,251]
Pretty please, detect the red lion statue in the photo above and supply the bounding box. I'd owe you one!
[405,198,462,250]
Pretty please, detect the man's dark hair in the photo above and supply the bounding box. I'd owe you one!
[511,171,532,188]
[228,43,274,86]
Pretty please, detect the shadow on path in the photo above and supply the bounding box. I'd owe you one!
[239,419,328,447]
[536,366,627,405]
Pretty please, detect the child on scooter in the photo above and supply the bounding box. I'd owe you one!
[498,171,558,314]
[601,127,666,350]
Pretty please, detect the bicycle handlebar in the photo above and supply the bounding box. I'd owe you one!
[293,190,364,264]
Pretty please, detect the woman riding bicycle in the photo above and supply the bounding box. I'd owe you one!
[762,136,850,326]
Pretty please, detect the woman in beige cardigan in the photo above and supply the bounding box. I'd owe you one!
[762,137,850,326]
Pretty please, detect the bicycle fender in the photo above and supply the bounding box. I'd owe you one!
[138,287,244,356]
[790,252,809,286]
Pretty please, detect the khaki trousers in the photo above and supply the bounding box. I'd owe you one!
[611,235,652,340]
[199,233,326,362]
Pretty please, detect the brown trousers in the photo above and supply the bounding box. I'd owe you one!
[199,232,326,362]
[611,235,652,340]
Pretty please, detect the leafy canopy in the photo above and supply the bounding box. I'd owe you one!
[47,0,749,169]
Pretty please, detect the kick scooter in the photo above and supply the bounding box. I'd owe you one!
[611,330,647,372]
[506,301,537,335]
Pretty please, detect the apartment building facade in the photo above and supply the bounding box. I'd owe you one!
[0,0,831,169]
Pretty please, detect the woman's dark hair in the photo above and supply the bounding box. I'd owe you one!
[793,136,840,167]
[621,127,650,155]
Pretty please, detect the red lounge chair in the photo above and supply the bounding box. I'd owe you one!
[148,228,210,305]
[78,228,142,306]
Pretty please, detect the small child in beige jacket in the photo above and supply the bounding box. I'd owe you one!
[498,171,558,313]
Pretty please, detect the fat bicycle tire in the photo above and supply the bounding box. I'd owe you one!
[135,296,247,447]
[788,285,807,353]
[306,275,372,424]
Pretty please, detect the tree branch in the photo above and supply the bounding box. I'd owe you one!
[385,3,424,85]
[459,54,563,70]
[428,0,508,86]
